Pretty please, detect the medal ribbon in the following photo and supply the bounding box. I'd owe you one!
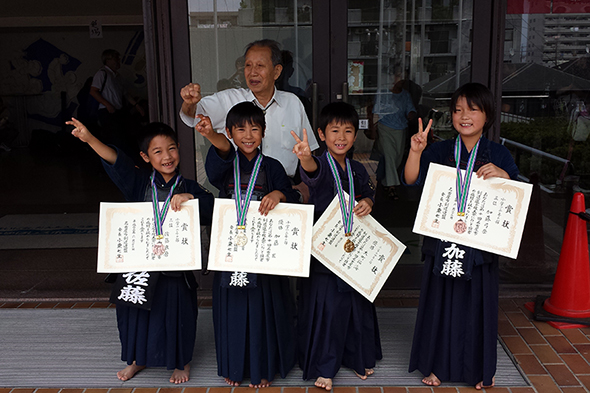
[234,152,264,228]
[454,135,481,216]
[325,152,355,235]
[151,171,182,239]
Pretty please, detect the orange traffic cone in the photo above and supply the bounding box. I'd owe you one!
[543,192,590,319]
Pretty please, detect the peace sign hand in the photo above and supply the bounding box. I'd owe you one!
[409,118,432,154]
[291,129,311,159]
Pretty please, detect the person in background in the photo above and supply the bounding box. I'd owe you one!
[90,49,145,154]
[368,79,416,200]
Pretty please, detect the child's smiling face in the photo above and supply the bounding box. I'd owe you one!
[140,135,180,182]
[452,96,487,140]
[319,120,357,164]
[226,121,264,160]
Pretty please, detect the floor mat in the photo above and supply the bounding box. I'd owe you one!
[0,308,527,388]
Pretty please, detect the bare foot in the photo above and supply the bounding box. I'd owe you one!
[315,376,333,391]
[355,368,375,380]
[170,364,191,384]
[224,377,241,386]
[250,379,272,388]
[117,361,146,381]
[475,377,495,390]
[422,373,441,386]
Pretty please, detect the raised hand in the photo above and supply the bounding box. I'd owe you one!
[409,118,433,154]
[180,83,202,105]
[291,129,311,159]
[66,117,117,164]
[67,117,93,143]
[195,114,214,138]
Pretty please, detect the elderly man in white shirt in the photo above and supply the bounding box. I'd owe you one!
[179,39,318,202]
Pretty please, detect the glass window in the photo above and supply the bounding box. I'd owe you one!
[501,4,590,283]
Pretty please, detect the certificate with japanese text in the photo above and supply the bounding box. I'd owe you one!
[97,200,201,273]
[312,195,406,303]
[208,199,314,277]
[413,163,532,258]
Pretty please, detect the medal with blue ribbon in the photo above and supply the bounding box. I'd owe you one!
[325,152,356,253]
[453,135,481,234]
[151,171,182,256]
[234,151,263,246]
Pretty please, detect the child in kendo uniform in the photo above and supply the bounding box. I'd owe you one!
[291,102,382,391]
[68,117,213,384]
[404,83,519,389]
[197,101,299,388]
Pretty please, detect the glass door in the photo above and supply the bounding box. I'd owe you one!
[187,0,313,192]
[185,0,476,290]
[337,0,475,288]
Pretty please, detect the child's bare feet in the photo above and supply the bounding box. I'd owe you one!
[170,364,191,384]
[475,377,495,390]
[355,369,375,380]
[315,376,333,390]
[117,361,145,381]
[422,373,441,386]
[249,379,272,388]
[224,377,241,386]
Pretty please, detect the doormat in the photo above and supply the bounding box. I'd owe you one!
[0,308,527,388]
[0,213,98,249]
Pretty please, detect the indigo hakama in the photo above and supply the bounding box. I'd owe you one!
[206,146,299,385]
[297,154,382,380]
[103,148,214,370]
[406,137,519,386]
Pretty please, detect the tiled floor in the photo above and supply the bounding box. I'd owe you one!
[2,297,590,393]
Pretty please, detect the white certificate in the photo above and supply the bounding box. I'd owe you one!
[312,195,406,303]
[413,163,532,259]
[208,199,314,277]
[97,200,201,273]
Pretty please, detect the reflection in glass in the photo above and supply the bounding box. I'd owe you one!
[347,0,474,268]
[500,7,590,284]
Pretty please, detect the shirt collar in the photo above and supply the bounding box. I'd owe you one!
[248,87,281,112]
[104,65,117,75]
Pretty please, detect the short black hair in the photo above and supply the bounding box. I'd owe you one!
[138,122,178,154]
[318,102,359,134]
[226,101,266,136]
[101,49,120,65]
[244,39,282,67]
[450,82,496,132]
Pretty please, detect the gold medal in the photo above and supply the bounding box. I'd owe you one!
[343,233,355,253]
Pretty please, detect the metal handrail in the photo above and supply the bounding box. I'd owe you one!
[500,137,570,164]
